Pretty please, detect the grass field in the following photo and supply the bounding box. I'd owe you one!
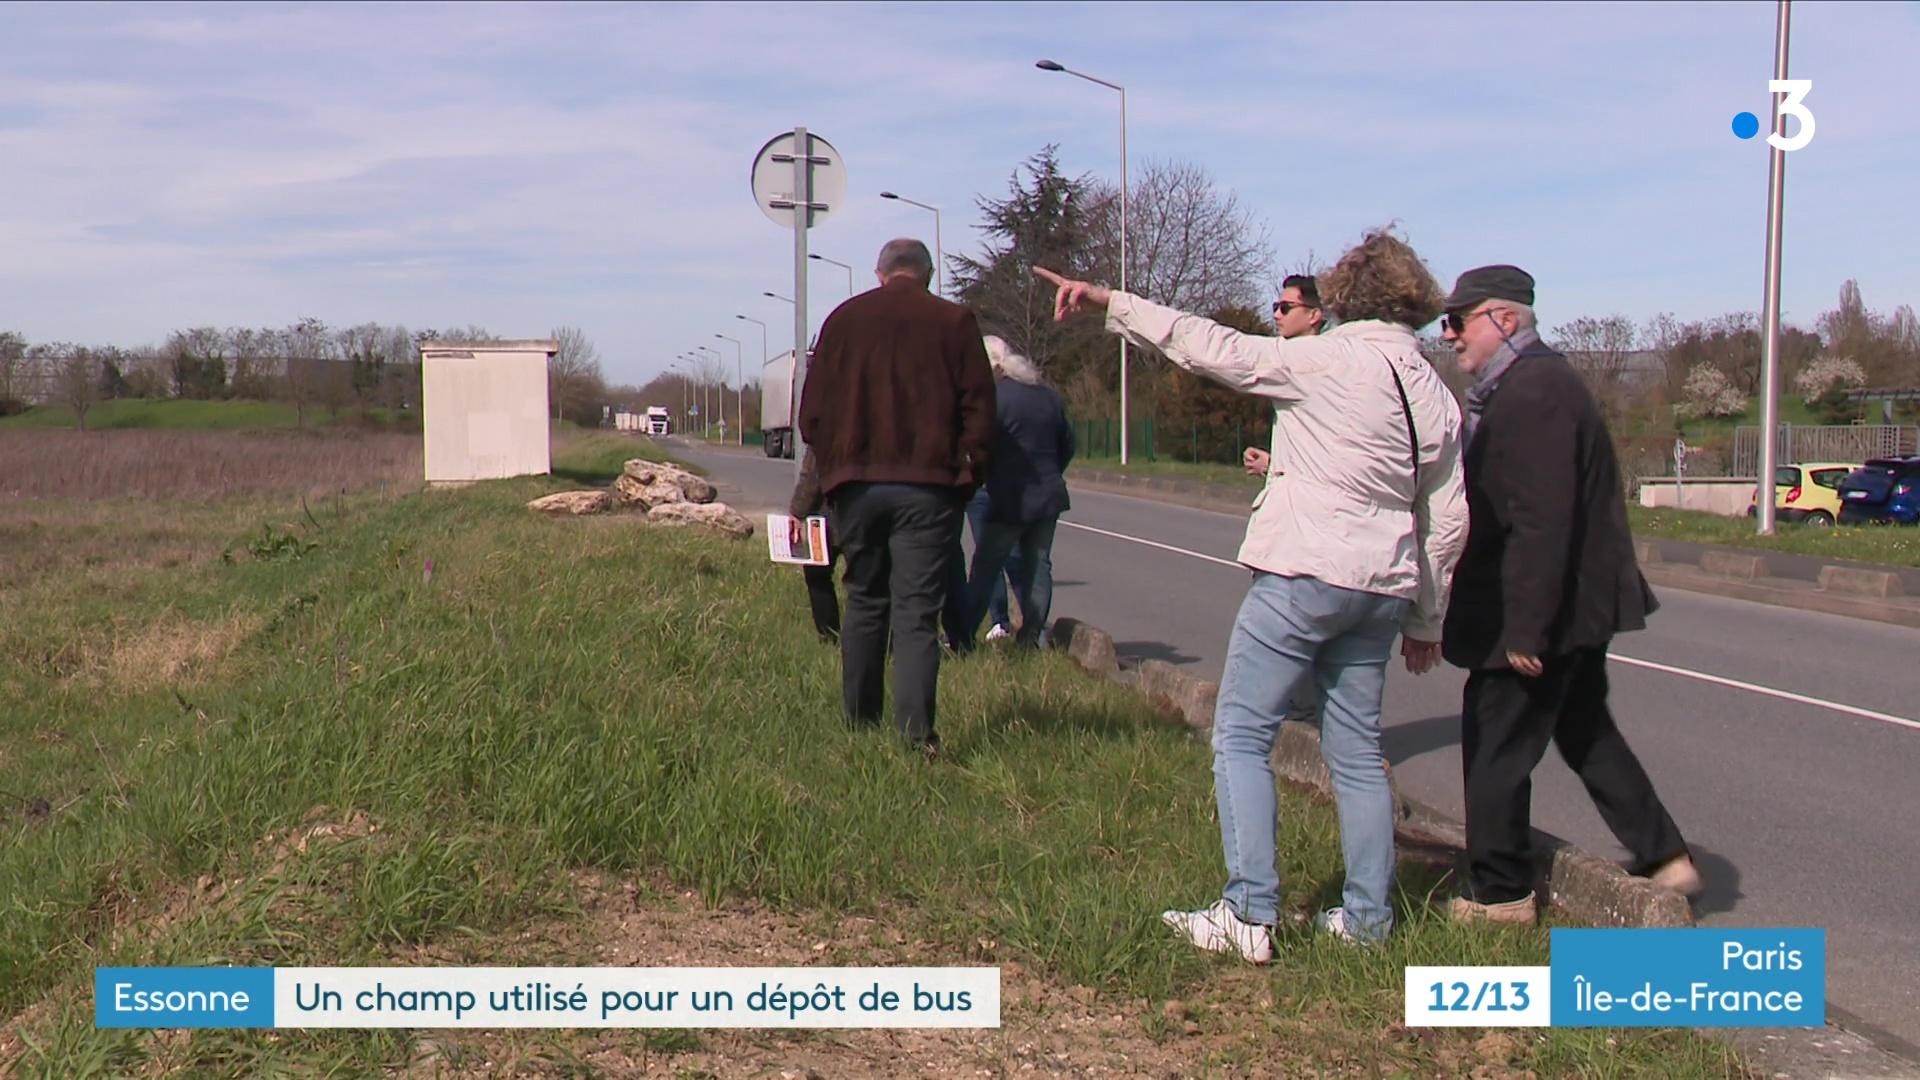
[0,433,1747,1076]
[0,398,433,432]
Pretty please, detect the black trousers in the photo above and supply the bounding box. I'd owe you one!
[830,482,964,745]
[1461,647,1688,902]
[803,552,841,641]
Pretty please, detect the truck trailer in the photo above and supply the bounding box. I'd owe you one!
[760,350,804,458]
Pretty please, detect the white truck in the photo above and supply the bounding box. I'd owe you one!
[761,350,803,458]
[644,406,671,436]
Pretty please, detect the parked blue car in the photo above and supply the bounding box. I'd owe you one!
[1836,457,1920,525]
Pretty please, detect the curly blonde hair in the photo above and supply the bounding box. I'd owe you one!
[1317,226,1444,330]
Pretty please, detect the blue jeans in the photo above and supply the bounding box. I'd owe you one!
[964,490,1017,628]
[967,517,1057,647]
[1213,573,1407,939]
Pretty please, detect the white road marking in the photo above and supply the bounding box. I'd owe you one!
[1059,517,1920,734]
[1604,654,1920,731]
[1058,519,1245,569]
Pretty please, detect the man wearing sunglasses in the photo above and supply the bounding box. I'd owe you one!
[1243,274,1326,478]
[1438,265,1702,925]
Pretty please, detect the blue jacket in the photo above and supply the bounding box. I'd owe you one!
[982,377,1075,524]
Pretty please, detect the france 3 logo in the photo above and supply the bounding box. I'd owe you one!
[1731,80,1815,151]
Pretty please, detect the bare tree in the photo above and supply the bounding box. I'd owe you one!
[1083,159,1275,315]
[225,327,274,400]
[55,347,100,430]
[279,317,333,427]
[1552,314,1638,424]
[549,326,607,425]
[0,331,26,407]
[382,325,418,410]
[167,326,228,399]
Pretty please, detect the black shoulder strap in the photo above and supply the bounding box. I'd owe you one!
[1385,359,1420,488]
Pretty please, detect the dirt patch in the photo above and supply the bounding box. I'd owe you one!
[384,872,1530,1080]
[87,609,265,690]
[0,806,385,1074]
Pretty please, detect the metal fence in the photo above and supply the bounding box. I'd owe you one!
[1732,423,1917,475]
[1072,418,1270,464]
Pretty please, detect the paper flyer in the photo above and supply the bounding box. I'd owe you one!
[767,514,829,566]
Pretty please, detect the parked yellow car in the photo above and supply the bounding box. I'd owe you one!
[1746,461,1861,526]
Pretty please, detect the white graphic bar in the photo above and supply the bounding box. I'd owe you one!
[274,967,999,1028]
[1406,966,1553,1027]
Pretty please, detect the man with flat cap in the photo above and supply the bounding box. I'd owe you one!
[1439,264,1702,924]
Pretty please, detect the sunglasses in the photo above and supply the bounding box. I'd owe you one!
[1274,300,1316,316]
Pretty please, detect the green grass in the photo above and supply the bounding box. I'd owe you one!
[1631,505,1920,567]
[0,399,416,431]
[1071,455,1262,489]
[550,432,700,487]
[0,438,1743,1076]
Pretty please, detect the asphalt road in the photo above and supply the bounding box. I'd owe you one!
[673,439,1920,1052]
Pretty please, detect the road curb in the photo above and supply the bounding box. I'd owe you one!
[1045,615,1691,929]
[1072,469,1920,630]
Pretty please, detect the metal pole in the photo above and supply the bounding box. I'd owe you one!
[738,314,767,443]
[717,334,743,445]
[1037,64,1130,464]
[1757,0,1791,535]
[933,206,944,298]
[1118,85,1129,465]
[791,126,811,473]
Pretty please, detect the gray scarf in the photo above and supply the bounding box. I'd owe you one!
[1463,326,1539,443]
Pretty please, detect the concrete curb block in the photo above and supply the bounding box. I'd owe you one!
[1643,564,1920,629]
[1050,617,1119,679]
[1047,615,1693,931]
[1822,565,1905,598]
[1136,659,1217,732]
[1701,550,1768,579]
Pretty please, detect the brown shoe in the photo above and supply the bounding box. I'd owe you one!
[1448,893,1538,926]
[1649,853,1705,900]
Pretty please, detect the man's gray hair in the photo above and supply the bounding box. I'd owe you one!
[875,238,934,285]
[983,335,1043,385]
[1484,299,1538,330]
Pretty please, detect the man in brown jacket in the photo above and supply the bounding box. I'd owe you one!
[797,238,996,751]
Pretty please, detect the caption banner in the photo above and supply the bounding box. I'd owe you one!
[1407,928,1825,1027]
[96,967,1000,1029]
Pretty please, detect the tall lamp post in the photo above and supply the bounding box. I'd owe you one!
[1756,0,1793,536]
[695,345,722,440]
[1037,58,1130,464]
[670,358,689,433]
[879,191,943,296]
[715,333,744,445]
[736,314,768,442]
[763,289,801,344]
[809,253,856,296]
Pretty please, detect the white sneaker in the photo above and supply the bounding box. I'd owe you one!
[1160,900,1273,964]
[985,624,1010,642]
[1315,906,1385,945]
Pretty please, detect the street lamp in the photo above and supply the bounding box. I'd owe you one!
[679,352,701,437]
[809,253,856,296]
[879,191,943,296]
[695,345,722,440]
[1037,58,1131,464]
[715,333,744,446]
[735,314,768,366]
[763,291,794,305]
[670,359,688,433]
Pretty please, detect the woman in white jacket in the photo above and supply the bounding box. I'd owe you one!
[1037,228,1467,954]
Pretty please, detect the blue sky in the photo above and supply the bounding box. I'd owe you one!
[2,1,1916,388]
